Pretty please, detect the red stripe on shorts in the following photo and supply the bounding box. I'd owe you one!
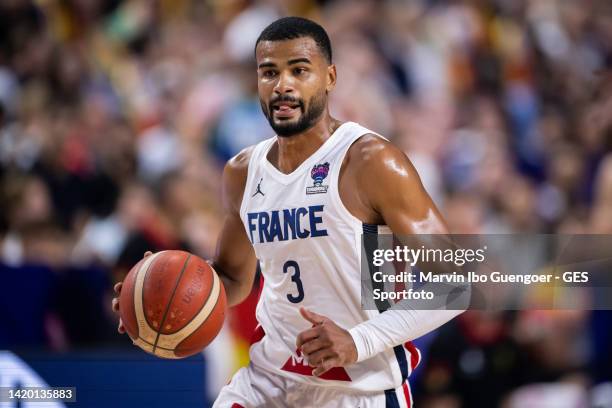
[402,381,412,408]
[231,404,245,408]
[404,341,421,371]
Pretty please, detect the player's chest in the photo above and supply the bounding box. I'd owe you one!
[242,164,336,246]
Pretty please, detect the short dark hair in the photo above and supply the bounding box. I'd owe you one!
[255,17,332,63]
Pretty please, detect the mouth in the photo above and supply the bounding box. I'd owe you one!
[271,101,301,118]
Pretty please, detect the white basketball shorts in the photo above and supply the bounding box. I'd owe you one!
[212,363,413,408]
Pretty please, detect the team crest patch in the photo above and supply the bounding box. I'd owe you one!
[306,162,330,195]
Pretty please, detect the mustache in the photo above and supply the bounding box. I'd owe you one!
[269,95,304,110]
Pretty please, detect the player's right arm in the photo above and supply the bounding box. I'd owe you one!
[210,147,258,307]
[112,147,258,333]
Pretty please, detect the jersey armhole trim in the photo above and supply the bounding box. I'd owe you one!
[329,132,389,232]
[239,138,274,221]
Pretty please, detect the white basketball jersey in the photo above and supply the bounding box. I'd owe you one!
[239,121,421,392]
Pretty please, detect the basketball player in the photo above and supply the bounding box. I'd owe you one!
[113,17,464,407]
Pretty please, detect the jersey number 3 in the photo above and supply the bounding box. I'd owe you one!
[283,260,304,303]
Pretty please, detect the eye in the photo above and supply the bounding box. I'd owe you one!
[262,70,277,78]
[293,67,307,75]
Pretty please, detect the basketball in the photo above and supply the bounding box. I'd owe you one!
[119,250,227,359]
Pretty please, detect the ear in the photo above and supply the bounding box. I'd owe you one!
[326,64,337,92]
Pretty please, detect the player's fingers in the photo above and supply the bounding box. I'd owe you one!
[300,337,330,356]
[312,365,330,377]
[113,282,123,294]
[312,356,338,377]
[296,327,320,349]
[299,307,326,326]
[144,251,153,258]
[118,318,125,334]
[112,297,120,312]
[307,349,335,368]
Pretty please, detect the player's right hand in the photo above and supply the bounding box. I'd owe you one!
[112,251,153,334]
[112,282,125,334]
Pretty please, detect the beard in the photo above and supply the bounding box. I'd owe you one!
[260,91,327,137]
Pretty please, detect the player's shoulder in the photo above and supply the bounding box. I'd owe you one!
[225,145,255,177]
[347,133,393,158]
[345,133,414,176]
[223,145,256,209]
[224,136,275,174]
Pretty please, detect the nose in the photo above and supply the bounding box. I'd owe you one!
[273,71,294,95]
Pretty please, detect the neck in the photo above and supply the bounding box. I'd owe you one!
[272,113,341,174]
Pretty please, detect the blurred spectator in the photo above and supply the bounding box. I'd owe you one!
[415,311,528,408]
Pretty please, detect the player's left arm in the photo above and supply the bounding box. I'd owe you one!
[297,136,464,376]
[346,136,466,364]
[357,136,448,235]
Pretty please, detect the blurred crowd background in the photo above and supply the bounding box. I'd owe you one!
[1,0,611,407]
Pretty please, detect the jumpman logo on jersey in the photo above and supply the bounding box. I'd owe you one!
[252,178,265,197]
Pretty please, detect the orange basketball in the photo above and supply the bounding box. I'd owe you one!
[119,250,227,359]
